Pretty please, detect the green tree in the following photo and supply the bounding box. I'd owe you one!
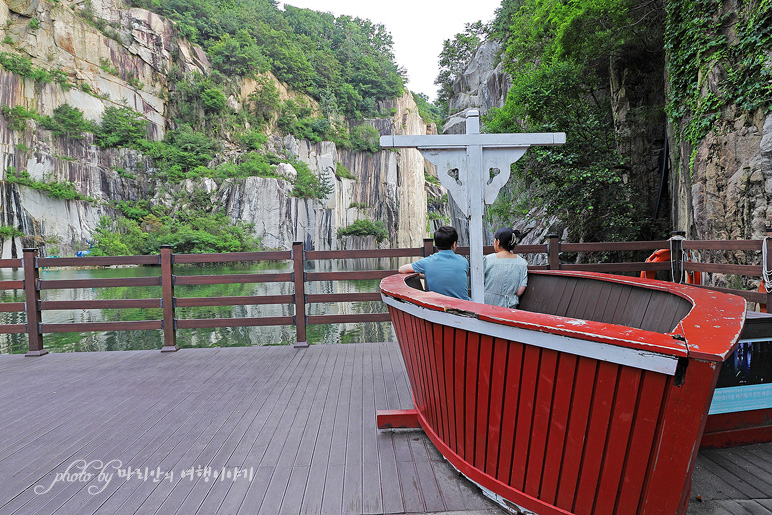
[96,106,148,148]
[138,124,219,180]
[435,21,487,107]
[486,0,665,243]
[43,104,92,138]
[247,75,281,124]
[208,30,270,77]
[256,23,314,90]
[145,1,405,117]
[412,92,444,125]
[291,158,333,199]
[1,105,38,131]
[350,124,380,153]
[337,220,388,243]
[201,87,227,112]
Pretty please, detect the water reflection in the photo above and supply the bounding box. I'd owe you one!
[0,258,397,354]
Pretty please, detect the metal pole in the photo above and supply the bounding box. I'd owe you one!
[23,248,46,357]
[293,241,308,348]
[670,231,685,283]
[160,245,179,352]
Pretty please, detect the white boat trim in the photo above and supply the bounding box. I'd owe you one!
[382,294,679,376]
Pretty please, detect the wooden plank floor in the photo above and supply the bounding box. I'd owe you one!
[0,342,769,515]
[0,343,503,515]
[689,443,772,514]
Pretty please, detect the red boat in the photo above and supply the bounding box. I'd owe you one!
[379,269,747,515]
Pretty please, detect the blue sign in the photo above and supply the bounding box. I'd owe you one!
[709,383,772,415]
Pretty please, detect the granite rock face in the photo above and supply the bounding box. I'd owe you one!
[8,0,36,16]
[668,1,772,245]
[0,0,433,255]
[681,111,772,241]
[220,91,432,251]
[0,0,209,140]
[443,40,510,135]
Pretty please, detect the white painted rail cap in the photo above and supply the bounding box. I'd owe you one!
[379,132,567,148]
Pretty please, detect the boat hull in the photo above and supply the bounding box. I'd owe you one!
[381,270,747,515]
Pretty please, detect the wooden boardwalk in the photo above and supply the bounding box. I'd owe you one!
[0,342,769,515]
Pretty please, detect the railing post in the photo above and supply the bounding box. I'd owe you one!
[670,231,685,283]
[293,241,308,348]
[547,234,560,270]
[766,227,772,309]
[423,237,434,257]
[160,245,179,352]
[23,248,46,357]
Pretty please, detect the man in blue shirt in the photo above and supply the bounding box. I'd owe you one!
[398,226,469,300]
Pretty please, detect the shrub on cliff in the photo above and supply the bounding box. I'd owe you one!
[90,211,262,255]
[1,105,37,131]
[96,106,148,148]
[247,76,281,126]
[291,158,333,200]
[5,167,92,202]
[138,125,219,181]
[0,226,24,238]
[0,52,72,88]
[39,104,94,139]
[350,124,380,153]
[337,220,388,243]
[201,87,227,112]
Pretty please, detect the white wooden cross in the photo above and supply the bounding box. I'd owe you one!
[380,110,565,303]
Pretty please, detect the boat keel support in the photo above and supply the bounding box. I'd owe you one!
[376,409,420,429]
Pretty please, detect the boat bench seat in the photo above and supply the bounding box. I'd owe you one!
[518,273,692,334]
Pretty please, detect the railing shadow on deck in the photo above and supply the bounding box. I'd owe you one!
[1,232,770,356]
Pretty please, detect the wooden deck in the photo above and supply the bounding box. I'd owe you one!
[0,342,769,515]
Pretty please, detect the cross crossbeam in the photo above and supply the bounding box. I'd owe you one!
[380,110,566,303]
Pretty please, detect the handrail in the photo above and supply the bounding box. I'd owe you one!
[1,233,769,356]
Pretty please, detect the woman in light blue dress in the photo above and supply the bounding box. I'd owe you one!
[483,227,528,308]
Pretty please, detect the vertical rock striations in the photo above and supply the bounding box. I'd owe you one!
[0,0,431,254]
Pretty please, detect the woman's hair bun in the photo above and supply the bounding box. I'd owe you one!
[494,227,520,252]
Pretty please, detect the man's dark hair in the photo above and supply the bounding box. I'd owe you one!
[434,226,458,250]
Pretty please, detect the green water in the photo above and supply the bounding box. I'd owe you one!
[0,260,396,354]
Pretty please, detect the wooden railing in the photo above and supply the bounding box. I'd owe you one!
[1,232,770,356]
[1,240,435,356]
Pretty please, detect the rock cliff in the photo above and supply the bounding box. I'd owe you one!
[667,2,772,244]
[0,0,433,256]
[443,40,510,135]
[674,107,772,242]
[445,21,771,255]
[439,38,555,249]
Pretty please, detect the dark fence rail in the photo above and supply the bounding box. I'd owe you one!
[1,233,770,356]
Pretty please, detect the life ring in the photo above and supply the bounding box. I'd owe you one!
[640,249,702,284]
[759,281,767,313]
